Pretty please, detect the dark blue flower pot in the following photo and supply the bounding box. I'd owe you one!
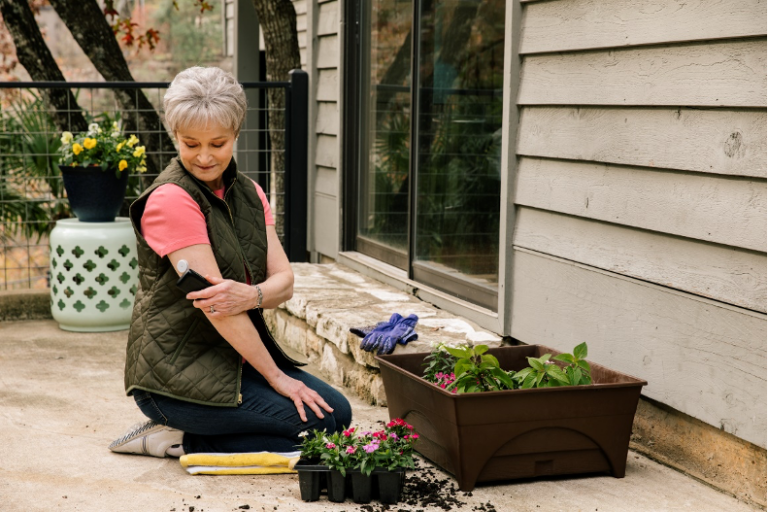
[59,165,129,222]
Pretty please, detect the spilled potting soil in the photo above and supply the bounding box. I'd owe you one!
[351,458,499,512]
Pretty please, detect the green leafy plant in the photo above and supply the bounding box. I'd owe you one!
[296,428,328,461]
[514,343,592,389]
[0,92,69,241]
[421,342,458,384]
[444,344,516,394]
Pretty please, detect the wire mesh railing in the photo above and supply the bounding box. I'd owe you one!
[0,73,307,291]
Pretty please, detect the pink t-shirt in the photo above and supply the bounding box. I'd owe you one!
[141,180,274,258]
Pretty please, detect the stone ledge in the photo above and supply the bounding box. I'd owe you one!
[0,289,52,322]
[264,262,504,406]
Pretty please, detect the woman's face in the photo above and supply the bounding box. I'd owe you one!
[176,122,236,190]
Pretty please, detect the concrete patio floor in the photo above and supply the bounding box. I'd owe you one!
[0,319,759,512]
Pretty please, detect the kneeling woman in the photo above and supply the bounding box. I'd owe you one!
[110,66,351,458]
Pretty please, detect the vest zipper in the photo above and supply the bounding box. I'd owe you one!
[222,185,255,284]
[237,359,243,405]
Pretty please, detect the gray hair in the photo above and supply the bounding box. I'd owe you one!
[163,66,247,137]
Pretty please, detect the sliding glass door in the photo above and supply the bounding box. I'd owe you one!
[356,0,413,269]
[351,0,505,310]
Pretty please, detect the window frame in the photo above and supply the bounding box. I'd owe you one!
[341,0,519,327]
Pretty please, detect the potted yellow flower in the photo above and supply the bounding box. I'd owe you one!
[58,122,147,222]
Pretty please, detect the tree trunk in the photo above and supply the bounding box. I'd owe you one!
[250,0,301,237]
[0,0,88,134]
[48,0,176,185]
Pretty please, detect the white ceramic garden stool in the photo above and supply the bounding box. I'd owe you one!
[49,218,138,332]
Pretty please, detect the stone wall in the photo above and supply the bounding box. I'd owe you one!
[263,263,503,405]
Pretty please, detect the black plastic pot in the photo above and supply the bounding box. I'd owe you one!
[327,469,347,503]
[295,459,406,504]
[376,345,647,491]
[295,460,328,502]
[374,468,405,504]
[349,470,373,504]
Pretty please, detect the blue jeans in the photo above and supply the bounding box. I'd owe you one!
[134,363,352,454]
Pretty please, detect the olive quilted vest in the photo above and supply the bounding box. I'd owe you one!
[124,156,300,407]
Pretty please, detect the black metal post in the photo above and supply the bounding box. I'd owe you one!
[284,69,309,262]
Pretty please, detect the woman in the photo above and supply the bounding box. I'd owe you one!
[109,66,351,458]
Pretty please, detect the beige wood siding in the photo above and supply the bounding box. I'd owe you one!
[521,0,767,53]
[513,0,767,448]
[296,0,341,259]
[510,248,767,447]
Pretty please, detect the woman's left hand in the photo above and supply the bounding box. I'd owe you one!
[187,275,257,317]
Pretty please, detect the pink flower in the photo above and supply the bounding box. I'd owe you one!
[411,433,419,439]
[389,433,399,440]
[325,443,336,449]
[343,428,355,437]
[346,446,356,454]
[363,442,378,454]
[440,383,447,389]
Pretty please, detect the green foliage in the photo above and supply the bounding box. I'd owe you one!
[296,428,327,460]
[421,343,457,384]
[421,342,593,394]
[319,431,354,476]
[514,343,592,389]
[444,344,516,394]
[0,92,68,241]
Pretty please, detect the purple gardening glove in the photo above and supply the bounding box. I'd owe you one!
[359,313,419,355]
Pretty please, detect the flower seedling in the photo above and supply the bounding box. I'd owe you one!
[297,420,419,477]
[422,343,457,384]
[444,344,516,394]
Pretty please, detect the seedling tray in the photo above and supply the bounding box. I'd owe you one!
[295,460,405,504]
[376,345,647,491]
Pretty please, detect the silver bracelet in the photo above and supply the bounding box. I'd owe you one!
[252,284,263,309]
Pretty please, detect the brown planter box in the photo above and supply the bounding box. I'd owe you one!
[376,345,647,491]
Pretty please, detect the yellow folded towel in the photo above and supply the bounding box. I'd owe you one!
[180,451,301,476]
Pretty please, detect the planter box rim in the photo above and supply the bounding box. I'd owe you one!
[375,344,648,395]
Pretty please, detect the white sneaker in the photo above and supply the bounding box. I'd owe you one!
[109,420,184,458]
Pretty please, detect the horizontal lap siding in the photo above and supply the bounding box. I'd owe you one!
[513,0,767,444]
[311,0,341,258]
[514,207,766,313]
[518,107,766,178]
[519,39,766,108]
[511,249,766,448]
[515,157,766,252]
[521,0,767,54]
